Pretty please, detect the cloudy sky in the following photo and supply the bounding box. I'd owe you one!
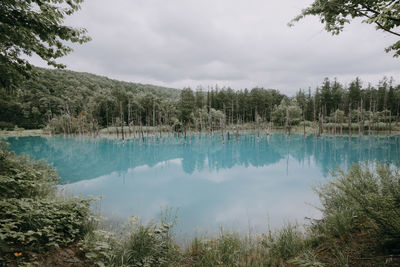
[31,0,399,95]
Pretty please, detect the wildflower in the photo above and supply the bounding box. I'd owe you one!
[14,252,22,257]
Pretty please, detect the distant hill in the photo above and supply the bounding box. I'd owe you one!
[0,67,181,129]
[32,68,180,99]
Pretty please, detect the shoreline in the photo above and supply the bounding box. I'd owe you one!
[1,127,399,138]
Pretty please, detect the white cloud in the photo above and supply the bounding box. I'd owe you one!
[29,0,400,95]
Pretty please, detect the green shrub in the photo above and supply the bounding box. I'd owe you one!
[79,229,119,267]
[0,141,92,264]
[0,197,91,251]
[187,231,245,266]
[315,164,400,244]
[0,121,15,131]
[310,163,400,265]
[0,143,59,199]
[80,215,180,267]
[261,223,307,263]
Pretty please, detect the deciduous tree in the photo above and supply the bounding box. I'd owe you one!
[290,0,400,57]
[0,0,90,89]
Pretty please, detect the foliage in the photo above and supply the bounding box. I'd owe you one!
[310,163,400,265]
[261,223,307,262]
[1,67,400,133]
[79,215,180,267]
[179,88,196,127]
[0,0,90,89]
[0,141,91,264]
[289,0,400,57]
[0,144,58,199]
[272,98,302,126]
[184,225,308,266]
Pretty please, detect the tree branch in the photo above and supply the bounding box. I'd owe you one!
[374,21,400,37]
[348,4,400,37]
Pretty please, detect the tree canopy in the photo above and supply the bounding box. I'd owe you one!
[289,0,400,57]
[0,0,90,89]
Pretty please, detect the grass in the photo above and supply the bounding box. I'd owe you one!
[1,140,400,266]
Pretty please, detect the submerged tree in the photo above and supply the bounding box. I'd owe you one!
[289,0,400,57]
[0,0,90,89]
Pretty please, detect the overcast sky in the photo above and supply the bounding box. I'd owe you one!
[30,0,400,95]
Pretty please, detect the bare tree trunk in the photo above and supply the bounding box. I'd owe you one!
[140,122,144,144]
[318,112,323,137]
[303,107,306,136]
[361,99,364,135]
[348,103,352,137]
[159,111,162,139]
[368,112,372,135]
[357,105,360,136]
[285,107,289,135]
[340,114,343,135]
[120,102,124,141]
[115,118,119,138]
[106,105,109,132]
[221,119,225,144]
[128,99,132,136]
[334,110,337,136]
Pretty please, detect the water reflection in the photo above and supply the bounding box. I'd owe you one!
[5,134,400,235]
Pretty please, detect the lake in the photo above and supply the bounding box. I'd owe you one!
[5,133,400,236]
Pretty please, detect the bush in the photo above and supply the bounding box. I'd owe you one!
[261,223,307,265]
[0,121,15,131]
[0,141,92,265]
[0,143,59,199]
[79,216,180,267]
[310,163,400,265]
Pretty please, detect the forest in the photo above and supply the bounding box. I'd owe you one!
[1,67,399,136]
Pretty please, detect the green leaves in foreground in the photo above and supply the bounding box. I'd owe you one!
[311,163,400,264]
[0,141,92,264]
[0,197,91,251]
[0,0,90,89]
[289,0,400,57]
[79,216,180,267]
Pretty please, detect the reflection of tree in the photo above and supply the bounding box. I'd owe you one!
[6,134,400,183]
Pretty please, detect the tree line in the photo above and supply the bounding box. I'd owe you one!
[1,68,399,136]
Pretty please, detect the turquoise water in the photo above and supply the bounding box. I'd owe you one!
[5,134,400,235]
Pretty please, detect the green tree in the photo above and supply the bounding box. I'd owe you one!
[179,88,196,127]
[320,78,333,116]
[272,98,302,126]
[0,0,90,89]
[331,78,344,110]
[290,0,400,57]
[348,78,362,109]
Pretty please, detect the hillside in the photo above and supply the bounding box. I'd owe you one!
[0,68,180,129]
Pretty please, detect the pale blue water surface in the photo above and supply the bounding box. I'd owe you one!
[5,134,400,235]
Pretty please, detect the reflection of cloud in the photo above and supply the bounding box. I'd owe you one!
[61,173,110,192]
[212,179,321,232]
[7,134,400,236]
[132,158,182,172]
